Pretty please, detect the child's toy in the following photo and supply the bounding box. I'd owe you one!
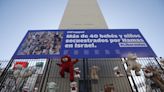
[144,66,164,92]
[56,55,78,82]
[90,65,99,80]
[125,53,141,76]
[13,64,35,91]
[160,57,164,67]
[47,82,58,92]
[70,81,78,92]
[104,84,115,92]
[113,66,124,77]
[35,62,44,67]
[13,62,29,70]
[74,67,80,79]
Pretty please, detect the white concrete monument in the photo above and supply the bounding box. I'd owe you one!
[59,0,108,29]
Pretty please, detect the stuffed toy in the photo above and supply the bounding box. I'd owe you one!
[13,62,29,70]
[74,67,80,79]
[70,81,78,92]
[34,87,38,92]
[13,64,36,91]
[113,66,124,77]
[144,68,154,92]
[35,62,44,67]
[160,57,164,68]
[125,53,141,76]
[57,55,78,82]
[144,66,164,92]
[47,82,58,92]
[104,84,115,92]
[90,65,99,80]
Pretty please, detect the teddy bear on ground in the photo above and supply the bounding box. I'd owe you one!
[125,53,142,76]
[56,55,78,82]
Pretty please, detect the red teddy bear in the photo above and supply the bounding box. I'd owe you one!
[57,55,78,82]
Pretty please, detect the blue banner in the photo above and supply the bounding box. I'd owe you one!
[12,29,156,59]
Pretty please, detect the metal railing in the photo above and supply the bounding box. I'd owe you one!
[0,57,163,92]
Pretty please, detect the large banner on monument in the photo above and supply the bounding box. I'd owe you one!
[12,29,156,59]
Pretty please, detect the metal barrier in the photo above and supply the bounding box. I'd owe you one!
[0,59,47,92]
[0,57,164,92]
[123,57,164,92]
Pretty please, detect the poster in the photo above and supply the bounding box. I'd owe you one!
[13,29,156,59]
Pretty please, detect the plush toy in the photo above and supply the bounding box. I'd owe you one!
[104,84,115,92]
[160,57,164,68]
[144,66,164,92]
[13,64,24,79]
[90,65,99,80]
[70,81,78,92]
[144,67,154,92]
[34,87,38,92]
[47,82,58,92]
[113,66,124,77]
[125,53,141,76]
[74,67,80,79]
[145,78,153,92]
[57,55,78,82]
[13,64,36,91]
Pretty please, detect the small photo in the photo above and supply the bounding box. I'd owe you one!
[17,31,63,55]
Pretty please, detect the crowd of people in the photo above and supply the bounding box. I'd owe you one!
[17,31,63,55]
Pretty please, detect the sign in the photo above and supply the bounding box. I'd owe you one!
[12,29,156,59]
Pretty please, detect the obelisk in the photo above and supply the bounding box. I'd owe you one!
[59,0,108,29]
